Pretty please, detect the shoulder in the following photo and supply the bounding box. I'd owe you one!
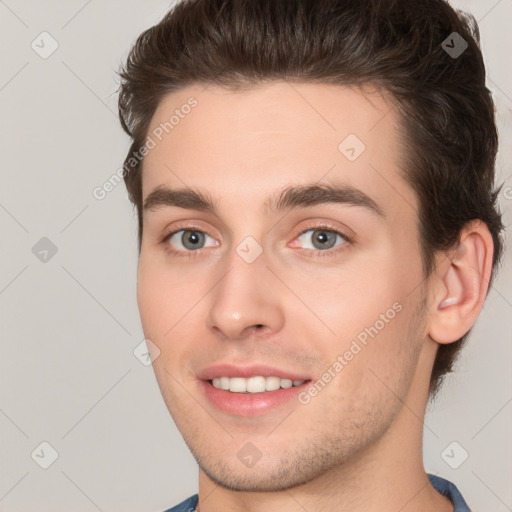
[428,474,472,512]
[160,494,198,512]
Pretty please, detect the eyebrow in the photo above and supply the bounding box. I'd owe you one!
[143,183,385,217]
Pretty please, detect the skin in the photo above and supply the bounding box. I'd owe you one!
[136,81,493,512]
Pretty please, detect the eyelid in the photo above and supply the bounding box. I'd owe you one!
[159,219,219,242]
[291,220,353,244]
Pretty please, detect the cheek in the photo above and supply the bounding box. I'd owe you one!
[136,257,189,340]
[136,255,212,370]
[302,255,408,337]
[313,302,424,430]
[305,250,423,385]
[137,260,163,336]
[136,260,199,396]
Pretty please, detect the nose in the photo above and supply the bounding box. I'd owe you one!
[206,250,285,341]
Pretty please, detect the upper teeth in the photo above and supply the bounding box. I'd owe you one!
[211,376,305,393]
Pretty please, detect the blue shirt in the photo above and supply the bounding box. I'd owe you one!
[162,473,471,511]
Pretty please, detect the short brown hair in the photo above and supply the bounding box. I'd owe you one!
[118,0,504,397]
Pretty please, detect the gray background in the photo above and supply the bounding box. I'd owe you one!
[0,1,511,511]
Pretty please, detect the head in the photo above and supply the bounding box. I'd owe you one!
[118,0,503,492]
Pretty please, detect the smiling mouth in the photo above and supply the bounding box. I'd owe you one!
[209,376,310,393]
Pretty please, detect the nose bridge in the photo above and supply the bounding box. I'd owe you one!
[207,243,284,340]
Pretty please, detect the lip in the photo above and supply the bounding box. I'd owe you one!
[198,379,311,417]
[197,364,312,417]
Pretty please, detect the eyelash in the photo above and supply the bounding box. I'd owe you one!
[160,223,352,259]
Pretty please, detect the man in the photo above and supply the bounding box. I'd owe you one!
[117,0,504,510]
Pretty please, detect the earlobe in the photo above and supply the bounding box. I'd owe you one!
[428,221,494,345]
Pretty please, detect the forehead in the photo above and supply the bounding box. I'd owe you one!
[141,81,417,221]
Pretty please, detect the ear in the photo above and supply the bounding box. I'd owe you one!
[428,220,494,344]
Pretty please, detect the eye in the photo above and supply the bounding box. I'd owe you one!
[295,226,350,253]
[164,229,218,253]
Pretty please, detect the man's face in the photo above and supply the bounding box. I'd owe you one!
[138,82,431,491]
